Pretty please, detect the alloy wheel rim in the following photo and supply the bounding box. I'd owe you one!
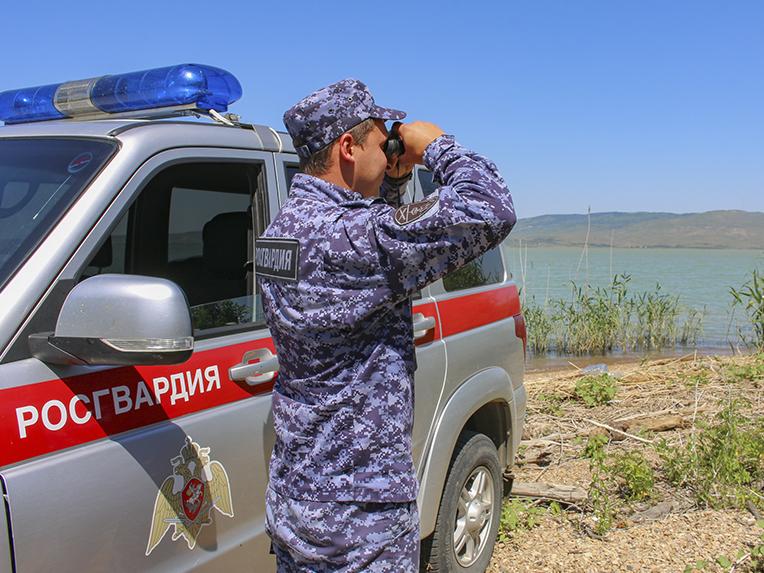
[453,465,495,567]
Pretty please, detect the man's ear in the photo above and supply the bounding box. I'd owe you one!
[337,132,355,164]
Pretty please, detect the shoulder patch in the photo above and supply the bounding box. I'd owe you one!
[393,194,439,226]
[255,238,300,281]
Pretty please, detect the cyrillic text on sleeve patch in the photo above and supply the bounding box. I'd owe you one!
[393,194,440,226]
[255,238,300,281]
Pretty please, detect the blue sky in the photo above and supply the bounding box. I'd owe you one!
[1,1,761,217]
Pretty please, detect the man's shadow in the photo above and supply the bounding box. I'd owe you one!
[49,360,276,558]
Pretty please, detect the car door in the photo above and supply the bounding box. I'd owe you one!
[0,148,280,572]
[414,166,522,399]
[272,155,447,473]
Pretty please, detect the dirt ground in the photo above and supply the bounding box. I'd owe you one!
[488,353,763,573]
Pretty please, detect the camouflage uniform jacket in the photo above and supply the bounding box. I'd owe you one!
[258,134,516,503]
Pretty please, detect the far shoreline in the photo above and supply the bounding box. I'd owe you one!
[524,346,741,374]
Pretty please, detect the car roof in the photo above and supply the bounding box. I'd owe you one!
[0,118,297,155]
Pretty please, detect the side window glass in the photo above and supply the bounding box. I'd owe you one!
[284,163,300,194]
[82,161,268,336]
[442,247,504,292]
[82,215,128,276]
[416,168,439,199]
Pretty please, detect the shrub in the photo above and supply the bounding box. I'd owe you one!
[575,374,618,407]
[498,499,545,541]
[582,436,659,534]
[607,451,655,502]
[583,433,615,534]
[536,392,565,416]
[658,400,764,509]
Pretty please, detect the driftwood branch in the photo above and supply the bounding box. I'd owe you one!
[615,414,687,433]
[511,481,588,504]
[517,448,553,466]
[520,429,579,449]
[746,499,763,521]
[521,412,687,451]
[583,418,654,444]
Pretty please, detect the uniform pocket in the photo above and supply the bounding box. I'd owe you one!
[271,391,324,451]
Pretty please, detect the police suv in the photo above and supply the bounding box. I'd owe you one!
[0,64,527,572]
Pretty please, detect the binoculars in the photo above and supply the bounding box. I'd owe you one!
[383,122,405,160]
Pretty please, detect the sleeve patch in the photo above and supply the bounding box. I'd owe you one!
[255,238,300,281]
[393,194,439,226]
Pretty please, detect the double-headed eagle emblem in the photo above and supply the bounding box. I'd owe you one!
[146,437,234,556]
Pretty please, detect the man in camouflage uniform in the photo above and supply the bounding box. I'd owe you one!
[257,79,516,572]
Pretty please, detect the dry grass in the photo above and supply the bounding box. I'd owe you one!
[490,353,764,573]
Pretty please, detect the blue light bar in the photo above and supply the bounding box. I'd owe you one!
[0,83,66,123]
[0,64,242,125]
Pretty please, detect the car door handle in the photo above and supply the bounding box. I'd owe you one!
[229,348,279,385]
[413,313,436,340]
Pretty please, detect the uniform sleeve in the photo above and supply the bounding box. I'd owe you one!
[369,134,516,297]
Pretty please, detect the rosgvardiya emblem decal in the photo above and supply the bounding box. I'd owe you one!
[146,436,234,556]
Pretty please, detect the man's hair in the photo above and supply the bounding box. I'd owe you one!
[300,118,376,175]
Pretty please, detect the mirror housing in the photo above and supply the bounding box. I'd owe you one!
[30,274,193,366]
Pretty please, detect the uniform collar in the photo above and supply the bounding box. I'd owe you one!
[289,173,367,206]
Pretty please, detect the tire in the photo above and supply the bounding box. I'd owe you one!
[420,431,503,572]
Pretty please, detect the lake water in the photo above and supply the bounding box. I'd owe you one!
[501,244,764,350]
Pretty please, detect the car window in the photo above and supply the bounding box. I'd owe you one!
[417,168,439,198]
[442,247,504,292]
[284,163,300,194]
[82,161,268,336]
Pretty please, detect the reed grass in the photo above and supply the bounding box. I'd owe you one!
[524,274,704,355]
[729,269,764,350]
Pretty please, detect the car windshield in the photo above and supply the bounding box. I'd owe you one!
[0,137,117,290]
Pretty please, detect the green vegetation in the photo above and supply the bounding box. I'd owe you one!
[524,274,703,355]
[512,355,762,566]
[521,267,764,358]
[583,434,659,534]
[522,303,554,355]
[584,433,616,534]
[575,374,618,406]
[682,371,711,388]
[608,451,655,502]
[497,499,546,542]
[658,400,764,510]
[722,354,764,383]
[730,269,764,350]
[536,392,565,416]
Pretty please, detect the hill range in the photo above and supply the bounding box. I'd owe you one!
[509,210,764,249]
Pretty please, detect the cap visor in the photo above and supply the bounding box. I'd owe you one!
[371,105,406,121]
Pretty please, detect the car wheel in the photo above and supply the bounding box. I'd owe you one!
[420,431,503,572]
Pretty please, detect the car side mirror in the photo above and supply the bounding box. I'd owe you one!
[29,274,193,366]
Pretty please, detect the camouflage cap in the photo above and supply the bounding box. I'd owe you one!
[283,78,406,160]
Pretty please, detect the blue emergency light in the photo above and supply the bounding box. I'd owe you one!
[0,64,242,125]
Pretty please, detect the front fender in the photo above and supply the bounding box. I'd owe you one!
[417,366,517,536]
[0,475,13,573]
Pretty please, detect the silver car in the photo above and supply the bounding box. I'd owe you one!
[0,65,526,573]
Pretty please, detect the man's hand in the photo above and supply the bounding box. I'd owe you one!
[397,121,445,165]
